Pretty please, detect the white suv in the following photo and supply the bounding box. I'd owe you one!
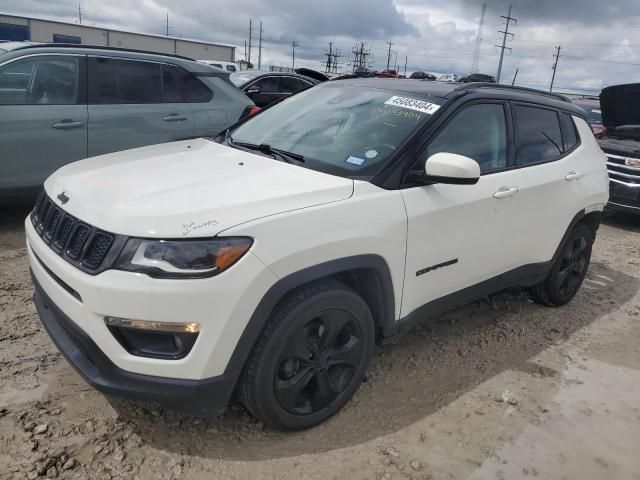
[27,79,609,430]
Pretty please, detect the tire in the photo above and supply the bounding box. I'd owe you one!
[530,224,593,306]
[238,279,375,430]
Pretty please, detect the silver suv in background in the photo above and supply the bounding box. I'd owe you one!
[0,43,254,205]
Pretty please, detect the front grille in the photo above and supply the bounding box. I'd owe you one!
[30,192,122,274]
[606,154,640,186]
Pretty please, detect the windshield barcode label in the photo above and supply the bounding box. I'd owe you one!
[384,96,440,115]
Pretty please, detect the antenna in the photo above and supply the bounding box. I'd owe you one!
[471,3,486,73]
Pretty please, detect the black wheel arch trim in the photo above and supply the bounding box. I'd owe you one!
[223,254,395,385]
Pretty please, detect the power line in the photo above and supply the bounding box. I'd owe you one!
[495,4,517,83]
[292,41,299,69]
[550,45,561,92]
[385,41,393,71]
[471,2,486,74]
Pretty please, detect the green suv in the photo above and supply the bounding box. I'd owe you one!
[0,42,254,205]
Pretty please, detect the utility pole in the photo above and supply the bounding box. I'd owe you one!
[350,42,372,73]
[393,50,398,72]
[165,12,169,36]
[404,55,408,77]
[244,40,247,62]
[495,4,517,84]
[550,45,561,92]
[248,20,252,65]
[78,3,82,24]
[292,41,299,69]
[322,42,341,74]
[386,41,393,71]
[471,3,486,73]
[258,21,263,70]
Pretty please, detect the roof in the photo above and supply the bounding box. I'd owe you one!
[325,78,585,115]
[0,43,229,76]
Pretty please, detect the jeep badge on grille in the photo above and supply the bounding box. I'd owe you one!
[56,191,69,205]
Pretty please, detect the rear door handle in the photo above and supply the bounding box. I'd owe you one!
[163,114,188,122]
[51,120,85,129]
[565,171,582,182]
[493,186,519,199]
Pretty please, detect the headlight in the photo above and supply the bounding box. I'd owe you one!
[114,237,253,279]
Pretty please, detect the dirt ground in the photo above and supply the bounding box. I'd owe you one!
[1,206,639,480]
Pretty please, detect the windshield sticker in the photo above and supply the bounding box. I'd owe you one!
[384,96,441,115]
[182,219,219,236]
[365,149,378,159]
[346,156,366,166]
[376,105,422,122]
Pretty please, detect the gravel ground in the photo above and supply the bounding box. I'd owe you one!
[0,206,639,480]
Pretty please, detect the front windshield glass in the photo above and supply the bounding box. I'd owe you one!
[230,83,442,178]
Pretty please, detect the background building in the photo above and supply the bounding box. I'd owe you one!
[0,13,235,61]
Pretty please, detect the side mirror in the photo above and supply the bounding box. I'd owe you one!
[424,152,480,185]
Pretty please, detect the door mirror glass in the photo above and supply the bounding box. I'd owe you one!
[424,152,480,185]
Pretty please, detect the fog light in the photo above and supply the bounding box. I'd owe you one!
[105,317,200,360]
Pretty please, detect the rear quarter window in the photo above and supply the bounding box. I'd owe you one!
[560,113,580,151]
[514,105,563,166]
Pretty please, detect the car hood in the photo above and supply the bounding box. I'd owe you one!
[600,83,640,128]
[44,138,354,238]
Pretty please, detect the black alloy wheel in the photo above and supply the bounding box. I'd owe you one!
[530,224,593,306]
[239,280,374,430]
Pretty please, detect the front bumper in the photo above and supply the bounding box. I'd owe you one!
[32,272,234,417]
[608,180,640,214]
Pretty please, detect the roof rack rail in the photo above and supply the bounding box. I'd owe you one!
[451,82,571,103]
[11,43,195,62]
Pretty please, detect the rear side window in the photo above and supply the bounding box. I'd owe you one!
[161,65,184,103]
[89,57,161,104]
[514,105,563,166]
[280,77,310,93]
[560,113,579,151]
[181,73,213,103]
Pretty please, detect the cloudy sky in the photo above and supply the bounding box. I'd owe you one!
[2,0,640,93]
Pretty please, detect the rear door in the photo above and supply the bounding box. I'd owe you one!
[244,76,282,108]
[511,104,587,264]
[87,56,194,157]
[0,53,87,197]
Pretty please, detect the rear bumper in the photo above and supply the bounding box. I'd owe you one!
[32,272,235,417]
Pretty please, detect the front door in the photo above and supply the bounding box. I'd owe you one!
[0,54,87,198]
[400,102,523,317]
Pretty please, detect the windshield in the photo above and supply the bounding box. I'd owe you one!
[229,72,259,86]
[229,83,442,178]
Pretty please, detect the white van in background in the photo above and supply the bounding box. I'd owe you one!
[198,60,240,72]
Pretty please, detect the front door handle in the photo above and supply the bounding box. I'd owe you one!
[163,114,188,122]
[493,186,519,199]
[565,171,582,182]
[51,120,85,129]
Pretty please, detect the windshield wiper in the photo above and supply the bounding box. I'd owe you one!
[226,133,304,164]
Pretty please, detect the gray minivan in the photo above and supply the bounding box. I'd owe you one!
[0,43,254,204]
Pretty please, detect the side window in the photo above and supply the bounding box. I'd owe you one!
[89,57,161,104]
[514,105,563,166]
[0,56,80,105]
[180,73,213,103]
[226,65,237,72]
[425,103,508,174]
[161,65,184,103]
[253,77,279,92]
[280,77,310,93]
[560,113,579,151]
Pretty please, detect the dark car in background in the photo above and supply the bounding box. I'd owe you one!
[409,71,437,80]
[460,73,496,83]
[598,83,640,215]
[571,97,605,135]
[229,71,317,108]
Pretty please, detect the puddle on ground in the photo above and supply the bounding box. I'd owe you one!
[469,357,640,480]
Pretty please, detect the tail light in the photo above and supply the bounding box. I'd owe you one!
[241,106,261,118]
